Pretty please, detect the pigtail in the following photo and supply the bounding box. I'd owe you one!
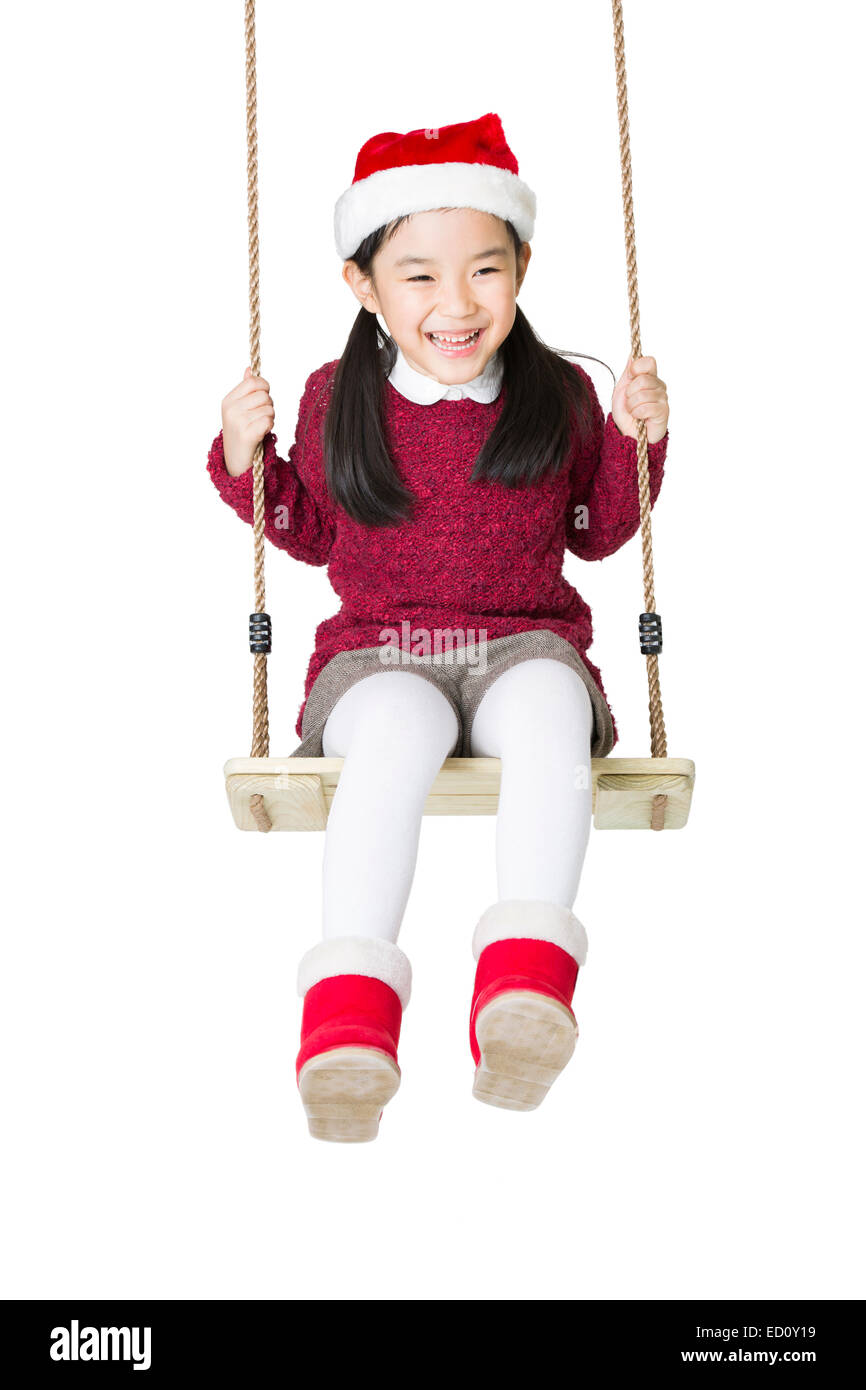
[469,304,596,490]
[323,304,417,528]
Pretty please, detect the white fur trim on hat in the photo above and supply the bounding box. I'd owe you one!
[297,935,412,1008]
[472,899,588,968]
[334,160,536,259]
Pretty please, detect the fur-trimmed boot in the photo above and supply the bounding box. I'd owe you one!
[295,936,411,1143]
[469,899,588,1111]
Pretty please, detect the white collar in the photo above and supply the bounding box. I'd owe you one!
[386,341,503,404]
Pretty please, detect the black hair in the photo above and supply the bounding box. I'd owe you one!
[323,211,611,527]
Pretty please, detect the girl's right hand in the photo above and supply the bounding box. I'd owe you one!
[221,367,276,476]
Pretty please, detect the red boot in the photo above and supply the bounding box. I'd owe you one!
[295,937,411,1143]
[469,900,588,1111]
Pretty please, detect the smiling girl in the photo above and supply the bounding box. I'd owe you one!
[207,112,669,1141]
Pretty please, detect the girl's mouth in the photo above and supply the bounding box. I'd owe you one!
[425,327,485,357]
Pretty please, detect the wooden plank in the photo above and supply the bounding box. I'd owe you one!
[224,756,696,831]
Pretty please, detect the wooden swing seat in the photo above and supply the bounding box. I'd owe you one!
[224,755,696,832]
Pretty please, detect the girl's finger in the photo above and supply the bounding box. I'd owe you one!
[626,379,660,398]
[244,410,276,435]
[626,386,666,407]
[242,388,274,410]
[226,374,271,403]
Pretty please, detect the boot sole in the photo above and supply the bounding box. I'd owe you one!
[473,990,577,1111]
[298,1046,401,1142]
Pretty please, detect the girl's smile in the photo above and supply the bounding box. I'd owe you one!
[425,326,487,358]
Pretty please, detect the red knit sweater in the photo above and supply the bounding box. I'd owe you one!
[206,358,668,748]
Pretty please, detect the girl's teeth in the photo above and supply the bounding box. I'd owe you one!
[429,329,481,347]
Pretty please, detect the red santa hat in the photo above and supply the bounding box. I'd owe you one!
[334,111,536,259]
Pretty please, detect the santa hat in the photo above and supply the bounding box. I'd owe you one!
[334,111,536,260]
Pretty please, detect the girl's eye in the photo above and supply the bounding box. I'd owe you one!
[406,268,500,283]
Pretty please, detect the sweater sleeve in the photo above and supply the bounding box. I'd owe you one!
[566,368,668,562]
[205,370,335,567]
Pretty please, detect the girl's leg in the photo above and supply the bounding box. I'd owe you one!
[297,671,459,1142]
[468,658,594,908]
[320,670,459,942]
[466,658,595,1110]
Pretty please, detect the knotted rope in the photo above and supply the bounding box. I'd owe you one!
[611,0,669,830]
[244,0,272,832]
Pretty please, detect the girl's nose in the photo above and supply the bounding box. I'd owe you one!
[437,280,477,316]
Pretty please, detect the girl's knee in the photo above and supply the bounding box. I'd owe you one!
[325,670,458,757]
[473,658,593,752]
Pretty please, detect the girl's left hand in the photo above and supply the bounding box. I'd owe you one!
[611,355,669,444]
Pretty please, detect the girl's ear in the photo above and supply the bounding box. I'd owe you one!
[515,241,532,293]
[342,259,379,312]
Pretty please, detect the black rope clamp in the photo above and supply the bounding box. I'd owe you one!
[249,611,272,654]
[639,611,662,655]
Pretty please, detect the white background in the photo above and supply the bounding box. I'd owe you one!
[1,0,863,1300]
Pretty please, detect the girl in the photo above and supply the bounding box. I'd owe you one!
[207,112,669,1142]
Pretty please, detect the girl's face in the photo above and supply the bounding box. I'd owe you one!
[343,208,531,382]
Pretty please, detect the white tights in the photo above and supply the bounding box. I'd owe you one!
[320,659,594,943]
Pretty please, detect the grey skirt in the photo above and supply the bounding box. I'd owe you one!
[289,629,615,760]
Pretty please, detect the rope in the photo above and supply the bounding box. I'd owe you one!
[244,0,272,832]
[611,0,668,769]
